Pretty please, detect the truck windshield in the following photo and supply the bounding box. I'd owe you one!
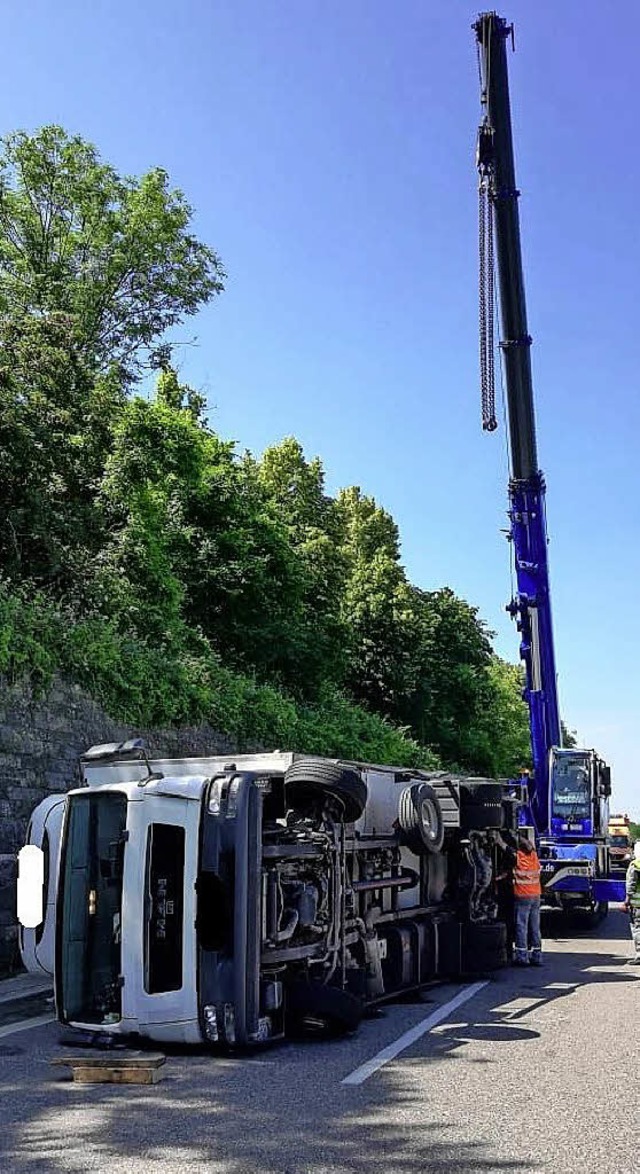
[57,792,127,1024]
[551,756,591,820]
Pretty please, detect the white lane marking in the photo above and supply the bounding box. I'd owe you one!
[0,1014,55,1039]
[341,981,488,1086]
[0,984,52,1006]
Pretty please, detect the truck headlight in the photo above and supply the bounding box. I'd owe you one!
[226,778,241,819]
[203,1005,219,1042]
[208,780,224,815]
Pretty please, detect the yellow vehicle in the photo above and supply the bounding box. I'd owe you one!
[608,815,631,871]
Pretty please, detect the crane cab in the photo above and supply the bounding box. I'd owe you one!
[549,748,611,840]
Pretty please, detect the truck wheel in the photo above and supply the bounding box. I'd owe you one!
[398,783,444,853]
[286,981,363,1038]
[284,760,367,823]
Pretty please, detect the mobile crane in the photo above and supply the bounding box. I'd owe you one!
[473,12,626,918]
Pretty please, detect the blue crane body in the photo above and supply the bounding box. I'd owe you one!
[473,12,625,914]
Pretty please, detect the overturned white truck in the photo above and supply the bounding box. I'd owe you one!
[21,744,523,1047]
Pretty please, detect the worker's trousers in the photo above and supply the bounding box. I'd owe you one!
[514,896,541,964]
[630,907,640,959]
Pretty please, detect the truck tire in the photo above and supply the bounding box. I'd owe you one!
[398,783,444,854]
[460,802,506,832]
[286,981,363,1038]
[284,760,367,823]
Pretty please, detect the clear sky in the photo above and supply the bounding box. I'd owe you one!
[4,0,638,817]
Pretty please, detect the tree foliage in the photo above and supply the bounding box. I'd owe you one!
[0,311,125,589]
[0,126,224,375]
[0,125,541,774]
[561,721,577,748]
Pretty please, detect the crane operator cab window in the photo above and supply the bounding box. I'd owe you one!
[550,752,592,826]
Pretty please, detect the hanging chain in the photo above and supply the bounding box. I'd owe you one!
[479,173,497,433]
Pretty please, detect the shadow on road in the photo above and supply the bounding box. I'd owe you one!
[420,910,637,1068]
[0,912,634,1174]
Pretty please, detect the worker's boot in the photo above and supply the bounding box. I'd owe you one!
[512,948,528,967]
[529,951,542,967]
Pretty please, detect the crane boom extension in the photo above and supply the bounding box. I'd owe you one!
[474,11,560,830]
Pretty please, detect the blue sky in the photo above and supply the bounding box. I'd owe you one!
[4,1,638,817]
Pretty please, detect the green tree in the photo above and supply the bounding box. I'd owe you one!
[334,487,514,773]
[256,438,349,695]
[561,721,578,748]
[96,379,311,683]
[467,657,532,777]
[0,311,125,590]
[398,587,496,769]
[336,486,418,713]
[0,126,224,375]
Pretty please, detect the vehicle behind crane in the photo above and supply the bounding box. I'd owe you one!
[608,813,632,873]
[473,11,625,919]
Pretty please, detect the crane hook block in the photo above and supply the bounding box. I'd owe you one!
[476,121,494,173]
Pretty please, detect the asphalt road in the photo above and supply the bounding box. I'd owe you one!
[0,910,637,1174]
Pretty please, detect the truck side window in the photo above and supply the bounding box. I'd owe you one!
[144,824,185,994]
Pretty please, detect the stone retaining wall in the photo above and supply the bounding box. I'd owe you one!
[0,676,248,974]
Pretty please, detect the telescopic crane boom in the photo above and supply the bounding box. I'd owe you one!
[474,11,560,831]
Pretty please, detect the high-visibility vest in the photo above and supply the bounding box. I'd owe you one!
[629,862,640,908]
[513,848,542,898]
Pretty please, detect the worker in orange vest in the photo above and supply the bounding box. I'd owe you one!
[494,831,542,966]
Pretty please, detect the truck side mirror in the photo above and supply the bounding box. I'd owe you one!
[594,760,610,798]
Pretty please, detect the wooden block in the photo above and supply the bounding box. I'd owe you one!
[51,1051,166,1084]
[64,1065,164,1084]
